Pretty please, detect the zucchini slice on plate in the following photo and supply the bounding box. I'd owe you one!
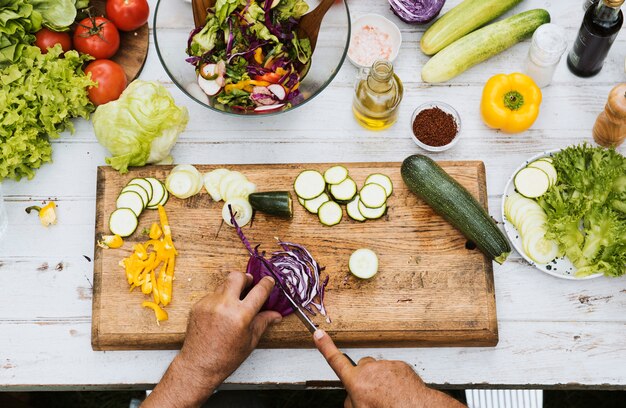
[514,167,550,198]
[329,178,357,202]
[318,201,343,226]
[324,165,349,185]
[116,191,144,217]
[109,208,138,237]
[294,170,326,200]
[527,160,557,186]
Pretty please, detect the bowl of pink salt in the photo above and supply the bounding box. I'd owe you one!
[347,14,402,69]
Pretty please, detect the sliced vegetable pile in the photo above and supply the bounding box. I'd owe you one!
[121,205,178,324]
[230,206,329,320]
[202,167,257,227]
[0,45,94,181]
[294,166,393,226]
[538,145,626,277]
[109,177,168,237]
[186,0,312,112]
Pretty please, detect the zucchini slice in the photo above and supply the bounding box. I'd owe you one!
[166,171,198,199]
[127,178,153,202]
[323,165,349,185]
[527,160,557,187]
[219,171,247,201]
[349,248,379,279]
[318,201,343,226]
[359,183,387,209]
[522,227,560,264]
[223,198,253,227]
[109,208,138,238]
[121,184,149,209]
[116,191,144,217]
[145,177,167,209]
[358,200,386,219]
[171,164,204,195]
[248,191,293,218]
[294,170,326,200]
[203,168,230,201]
[155,188,169,208]
[329,178,357,202]
[364,174,393,197]
[304,193,330,214]
[514,167,550,198]
[346,196,366,222]
[298,197,306,206]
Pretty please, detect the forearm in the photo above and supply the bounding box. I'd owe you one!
[142,355,220,408]
[418,386,467,408]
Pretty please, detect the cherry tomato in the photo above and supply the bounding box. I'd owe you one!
[84,60,127,106]
[254,72,283,84]
[73,16,120,59]
[106,0,150,32]
[34,28,72,54]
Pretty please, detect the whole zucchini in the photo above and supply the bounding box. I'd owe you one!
[421,9,550,83]
[401,155,510,264]
[421,0,524,56]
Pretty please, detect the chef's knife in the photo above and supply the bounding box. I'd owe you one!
[259,258,356,366]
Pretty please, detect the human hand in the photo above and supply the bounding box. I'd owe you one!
[313,330,465,408]
[143,272,281,408]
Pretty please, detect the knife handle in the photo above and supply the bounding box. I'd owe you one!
[343,353,357,367]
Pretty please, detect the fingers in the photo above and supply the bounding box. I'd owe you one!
[313,329,354,383]
[243,276,275,312]
[222,272,249,297]
[250,310,282,344]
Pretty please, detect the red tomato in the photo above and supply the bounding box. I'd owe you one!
[106,0,150,32]
[34,28,72,54]
[73,17,120,59]
[254,72,282,84]
[84,60,127,106]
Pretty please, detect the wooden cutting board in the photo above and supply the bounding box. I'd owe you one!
[92,162,498,350]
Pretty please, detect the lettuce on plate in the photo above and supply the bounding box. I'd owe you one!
[539,144,626,277]
[92,81,189,174]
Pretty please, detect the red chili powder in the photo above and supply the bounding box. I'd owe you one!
[412,107,458,147]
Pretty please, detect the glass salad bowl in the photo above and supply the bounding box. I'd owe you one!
[153,0,351,116]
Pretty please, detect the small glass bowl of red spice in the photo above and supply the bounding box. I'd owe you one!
[410,102,461,152]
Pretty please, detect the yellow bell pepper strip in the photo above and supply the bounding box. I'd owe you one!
[25,202,57,227]
[151,268,161,304]
[480,73,542,134]
[224,80,270,94]
[142,301,168,324]
[149,223,162,240]
[97,234,124,249]
[254,48,264,65]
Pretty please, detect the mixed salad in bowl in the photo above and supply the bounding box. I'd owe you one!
[186,0,312,113]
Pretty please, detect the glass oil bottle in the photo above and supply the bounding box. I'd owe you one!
[352,59,403,130]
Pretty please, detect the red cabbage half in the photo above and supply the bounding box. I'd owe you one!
[230,207,329,318]
[388,0,445,24]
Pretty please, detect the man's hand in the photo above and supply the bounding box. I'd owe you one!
[314,330,466,408]
[143,272,282,408]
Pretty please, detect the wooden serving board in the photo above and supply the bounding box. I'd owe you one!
[92,162,498,350]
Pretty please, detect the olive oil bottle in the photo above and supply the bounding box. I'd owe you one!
[353,59,403,130]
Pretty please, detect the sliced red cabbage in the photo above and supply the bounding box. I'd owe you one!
[230,206,329,319]
[388,0,445,24]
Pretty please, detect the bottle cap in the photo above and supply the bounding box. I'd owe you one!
[603,0,624,7]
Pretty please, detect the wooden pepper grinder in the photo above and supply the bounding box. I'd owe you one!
[593,83,626,147]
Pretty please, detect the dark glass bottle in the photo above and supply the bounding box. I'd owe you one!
[567,0,624,77]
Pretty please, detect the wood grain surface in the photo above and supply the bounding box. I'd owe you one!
[92,162,498,350]
[91,0,149,82]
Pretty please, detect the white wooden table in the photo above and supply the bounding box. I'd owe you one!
[1,0,625,391]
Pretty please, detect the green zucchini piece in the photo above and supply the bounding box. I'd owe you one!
[248,191,293,219]
[401,155,511,264]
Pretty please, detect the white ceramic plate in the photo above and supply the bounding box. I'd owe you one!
[501,150,603,280]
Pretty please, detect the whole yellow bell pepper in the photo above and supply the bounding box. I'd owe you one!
[480,73,542,134]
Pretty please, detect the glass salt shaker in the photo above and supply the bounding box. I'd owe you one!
[524,24,568,88]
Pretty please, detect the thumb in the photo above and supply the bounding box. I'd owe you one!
[250,310,282,344]
[313,329,353,384]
